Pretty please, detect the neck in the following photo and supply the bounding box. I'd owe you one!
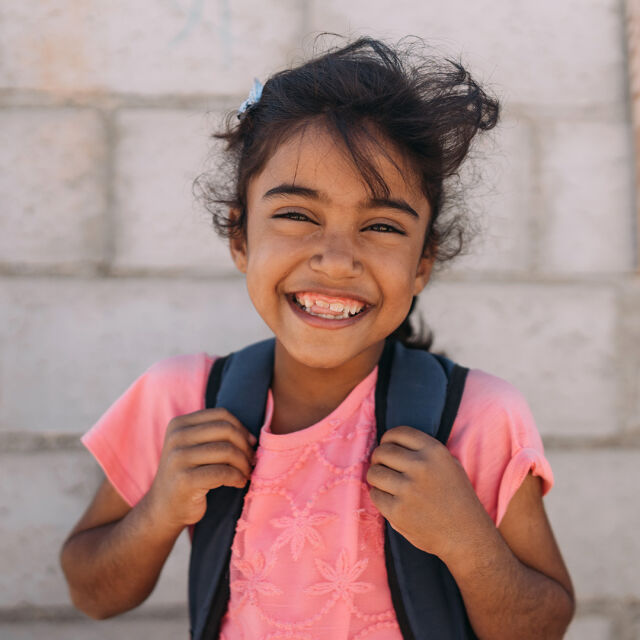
[269,340,384,434]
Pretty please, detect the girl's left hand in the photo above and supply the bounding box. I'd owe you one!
[366,425,494,562]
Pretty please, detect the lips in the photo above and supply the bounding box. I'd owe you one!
[286,289,373,329]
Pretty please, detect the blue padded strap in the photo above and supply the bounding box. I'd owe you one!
[386,341,448,436]
[215,338,275,438]
[377,341,475,639]
[190,339,275,640]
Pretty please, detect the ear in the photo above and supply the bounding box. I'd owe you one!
[413,253,435,296]
[228,208,248,274]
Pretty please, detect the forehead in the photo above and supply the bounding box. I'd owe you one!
[247,121,426,208]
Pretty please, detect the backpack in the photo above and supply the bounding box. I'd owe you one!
[188,337,478,640]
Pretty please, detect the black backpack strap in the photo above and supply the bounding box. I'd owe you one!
[435,362,469,445]
[429,352,469,445]
[205,354,229,409]
[374,340,475,640]
[374,338,396,442]
[375,340,467,444]
[190,339,275,640]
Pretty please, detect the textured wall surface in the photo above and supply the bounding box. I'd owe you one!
[1,1,638,638]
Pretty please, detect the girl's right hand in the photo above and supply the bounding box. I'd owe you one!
[145,408,257,532]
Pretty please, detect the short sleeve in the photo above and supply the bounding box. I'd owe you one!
[446,369,553,526]
[81,353,214,507]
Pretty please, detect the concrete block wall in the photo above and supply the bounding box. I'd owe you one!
[1,1,638,637]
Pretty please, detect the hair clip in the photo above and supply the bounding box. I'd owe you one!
[237,78,263,119]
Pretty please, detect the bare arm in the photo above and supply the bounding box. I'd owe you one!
[59,478,183,619]
[445,473,574,639]
[367,426,574,640]
[60,408,256,619]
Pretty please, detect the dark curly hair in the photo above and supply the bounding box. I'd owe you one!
[194,36,500,350]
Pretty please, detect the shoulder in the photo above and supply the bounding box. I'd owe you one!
[81,352,217,507]
[453,368,538,448]
[448,368,553,524]
[140,352,216,397]
[460,368,531,414]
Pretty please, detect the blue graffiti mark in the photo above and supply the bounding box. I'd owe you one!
[167,0,234,69]
[169,0,206,45]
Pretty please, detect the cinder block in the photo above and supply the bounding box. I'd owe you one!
[564,615,613,640]
[418,281,618,437]
[449,115,535,274]
[545,449,640,600]
[308,0,625,107]
[537,119,634,274]
[112,109,232,275]
[619,281,640,433]
[0,109,107,270]
[0,448,190,609]
[0,276,272,433]
[0,616,189,640]
[0,1,302,95]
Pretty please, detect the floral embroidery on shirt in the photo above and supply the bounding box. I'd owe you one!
[304,549,373,598]
[271,510,338,561]
[231,551,282,605]
[354,507,384,554]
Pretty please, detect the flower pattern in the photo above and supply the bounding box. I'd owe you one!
[271,510,337,560]
[354,507,385,554]
[231,551,282,605]
[304,549,373,598]
[221,374,402,639]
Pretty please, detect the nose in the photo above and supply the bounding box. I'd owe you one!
[308,234,363,279]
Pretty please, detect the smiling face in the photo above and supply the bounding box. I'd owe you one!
[230,121,434,374]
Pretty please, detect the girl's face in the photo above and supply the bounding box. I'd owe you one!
[230,122,434,372]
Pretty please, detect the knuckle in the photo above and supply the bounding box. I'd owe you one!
[165,418,181,441]
[212,439,232,454]
[215,408,238,427]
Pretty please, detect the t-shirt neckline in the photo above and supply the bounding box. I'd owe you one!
[259,366,379,450]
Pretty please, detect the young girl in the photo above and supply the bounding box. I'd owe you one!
[60,37,575,639]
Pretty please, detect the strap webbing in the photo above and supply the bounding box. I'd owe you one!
[205,355,229,409]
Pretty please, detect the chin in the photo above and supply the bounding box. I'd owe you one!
[289,345,350,370]
[280,335,381,372]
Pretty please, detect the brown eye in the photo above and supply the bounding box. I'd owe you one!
[365,223,404,234]
[273,211,317,223]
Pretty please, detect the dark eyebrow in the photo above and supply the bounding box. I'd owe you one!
[367,197,419,219]
[262,183,420,219]
[262,184,325,201]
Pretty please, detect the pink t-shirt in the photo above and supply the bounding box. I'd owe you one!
[82,353,553,639]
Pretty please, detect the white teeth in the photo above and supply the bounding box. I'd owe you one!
[293,293,366,318]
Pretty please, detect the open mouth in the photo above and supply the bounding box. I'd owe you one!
[290,292,369,320]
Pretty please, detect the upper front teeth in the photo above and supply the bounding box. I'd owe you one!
[295,294,364,316]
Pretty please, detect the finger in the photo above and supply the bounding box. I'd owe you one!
[173,420,257,461]
[380,425,432,451]
[366,463,407,495]
[370,442,419,472]
[189,463,249,490]
[181,440,253,478]
[369,485,395,516]
[171,408,257,446]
